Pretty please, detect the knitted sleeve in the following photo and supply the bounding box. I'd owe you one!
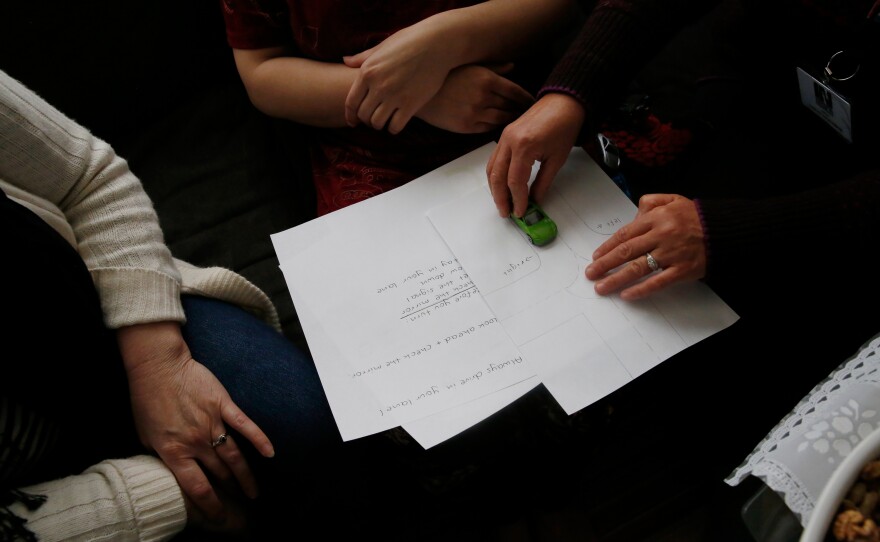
[7,456,186,542]
[540,0,719,129]
[0,69,185,329]
[694,169,880,283]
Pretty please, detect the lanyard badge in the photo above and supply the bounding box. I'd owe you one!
[796,1,880,144]
[796,55,857,143]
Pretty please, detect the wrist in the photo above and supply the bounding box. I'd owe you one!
[117,321,189,373]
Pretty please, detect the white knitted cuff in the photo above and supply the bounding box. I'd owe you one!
[109,456,187,542]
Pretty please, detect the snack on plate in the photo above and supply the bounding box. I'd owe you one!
[831,457,880,541]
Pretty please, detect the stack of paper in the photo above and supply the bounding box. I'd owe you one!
[271,143,738,449]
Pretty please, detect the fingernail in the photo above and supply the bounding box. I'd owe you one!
[263,444,275,458]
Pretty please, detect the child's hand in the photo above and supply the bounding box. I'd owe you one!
[416,63,534,134]
[343,21,453,134]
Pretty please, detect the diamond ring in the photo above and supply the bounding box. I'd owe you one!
[211,433,228,448]
[646,253,660,272]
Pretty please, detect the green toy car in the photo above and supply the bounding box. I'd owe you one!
[510,200,557,246]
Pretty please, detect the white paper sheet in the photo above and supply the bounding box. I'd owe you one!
[426,148,740,414]
[272,146,535,443]
[402,376,540,449]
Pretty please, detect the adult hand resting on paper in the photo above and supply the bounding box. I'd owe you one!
[487,93,585,218]
[585,194,707,301]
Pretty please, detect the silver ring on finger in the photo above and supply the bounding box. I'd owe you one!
[645,252,661,272]
[211,432,229,448]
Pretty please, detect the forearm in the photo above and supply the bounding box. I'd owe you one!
[8,456,186,542]
[0,70,184,329]
[419,0,575,69]
[234,48,356,127]
[543,0,715,114]
[697,171,880,282]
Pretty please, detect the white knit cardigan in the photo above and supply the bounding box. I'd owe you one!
[1,67,279,541]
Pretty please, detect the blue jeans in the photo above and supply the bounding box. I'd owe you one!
[179,296,393,537]
[180,295,339,467]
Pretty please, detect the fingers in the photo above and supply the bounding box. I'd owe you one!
[615,267,680,301]
[636,193,676,216]
[491,78,535,110]
[508,155,532,218]
[223,403,275,459]
[585,217,660,298]
[386,108,413,135]
[208,433,259,500]
[171,457,227,522]
[210,399,274,501]
[589,220,652,264]
[219,406,273,501]
[176,404,274,515]
[486,61,515,75]
[487,146,539,218]
[584,194,706,300]
[529,155,565,206]
[342,48,372,68]
[488,146,513,217]
[343,47,377,127]
[364,101,392,131]
[344,82,368,127]
[479,68,534,115]
[589,252,663,300]
[346,88,412,133]
[464,92,530,133]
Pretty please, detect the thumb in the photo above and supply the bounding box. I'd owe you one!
[484,62,515,75]
[637,193,676,215]
[342,48,374,68]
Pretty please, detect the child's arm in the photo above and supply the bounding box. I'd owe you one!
[343,0,575,133]
[232,46,357,128]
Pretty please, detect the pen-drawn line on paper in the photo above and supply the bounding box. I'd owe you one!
[391,259,461,289]
[398,283,478,319]
[503,255,536,277]
[376,355,524,417]
[588,216,623,235]
[350,318,501,379]
[610,294,682,359]
[376,384,443,417]
[351,364,383,378]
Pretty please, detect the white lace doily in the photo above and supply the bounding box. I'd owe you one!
[725,332,880,526]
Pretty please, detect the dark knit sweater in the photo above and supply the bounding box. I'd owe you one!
[542,0,880,287]
[540,0,715,124]
[695,171,880,284]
